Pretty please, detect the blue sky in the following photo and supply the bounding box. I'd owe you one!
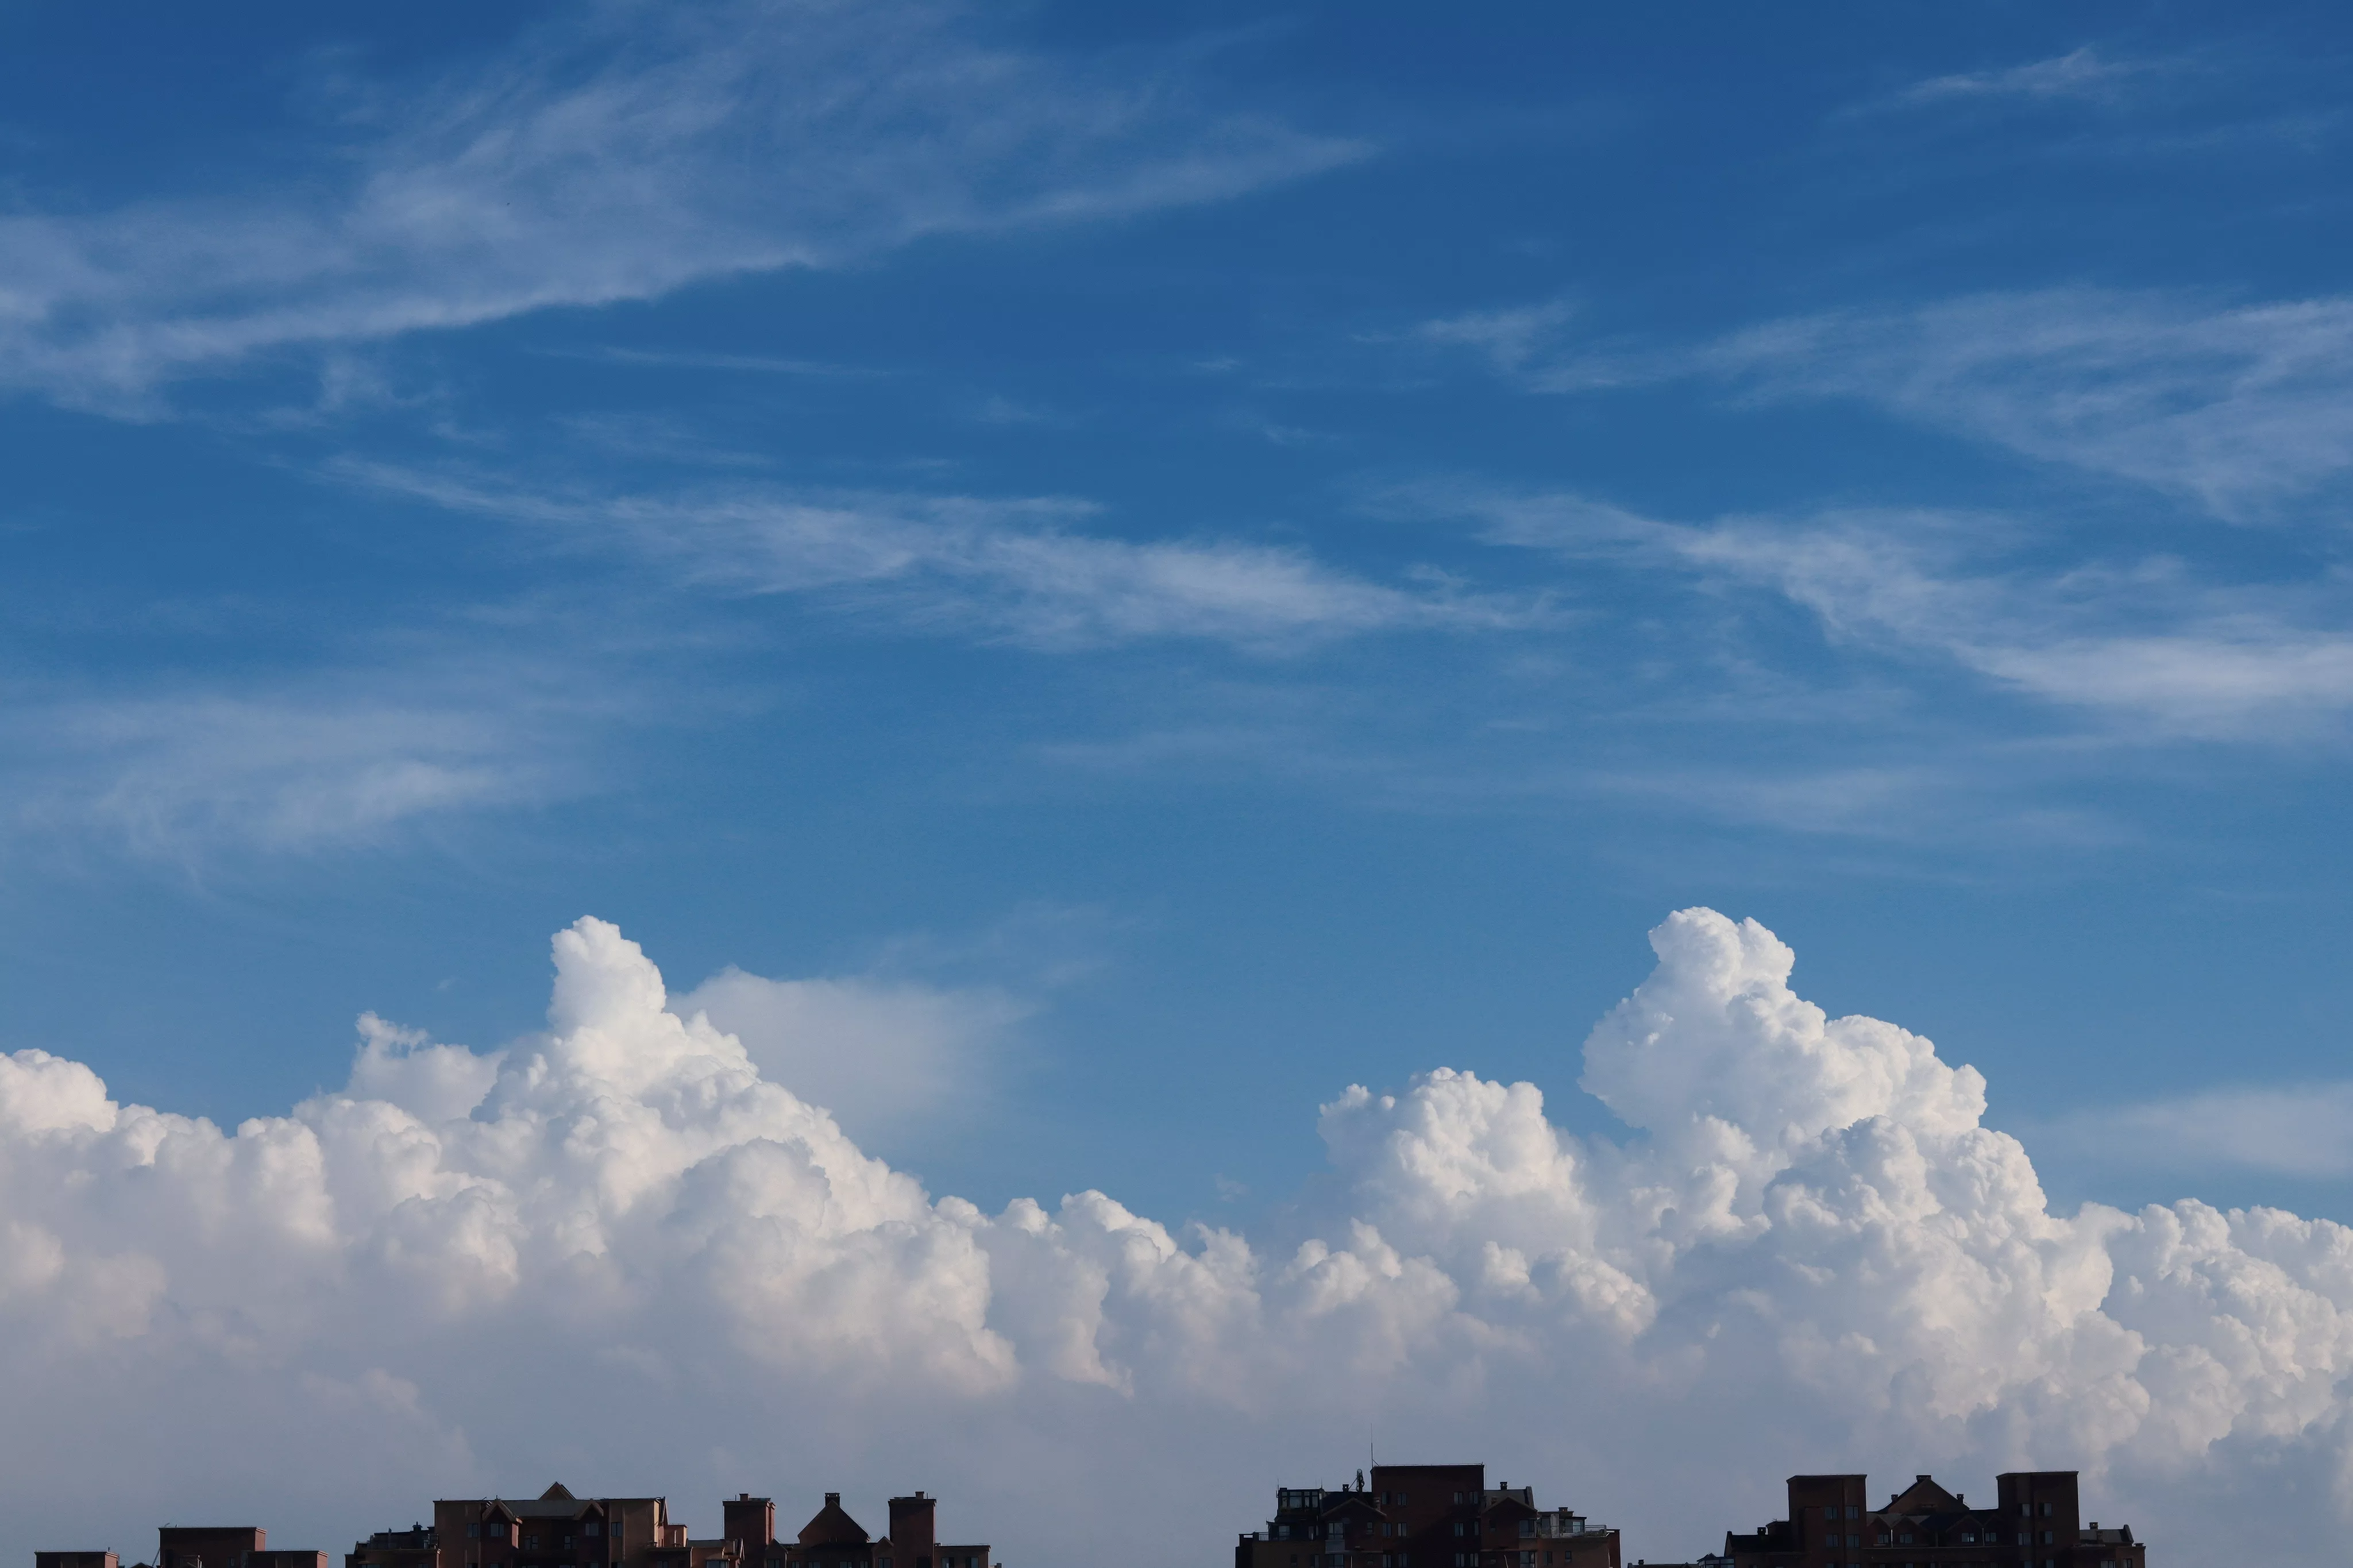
[9,0,2349,1216]
[6,3,2353,1558]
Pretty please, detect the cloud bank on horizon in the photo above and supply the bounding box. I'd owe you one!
[0,911,2344,1565]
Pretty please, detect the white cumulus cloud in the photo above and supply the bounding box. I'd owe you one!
[0,911,2348,1565]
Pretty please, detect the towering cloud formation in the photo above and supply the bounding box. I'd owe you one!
[0,912,2347,1563]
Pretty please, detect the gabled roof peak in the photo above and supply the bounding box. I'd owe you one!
[1882,1476,1961,1515]
[798,1496,870,1548]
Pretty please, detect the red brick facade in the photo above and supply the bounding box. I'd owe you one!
[36,1524,327,1568]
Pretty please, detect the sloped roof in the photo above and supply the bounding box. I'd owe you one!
[483,1487,604,1521]
[1880,1476,1962,1516]
[797,1497,870,1548]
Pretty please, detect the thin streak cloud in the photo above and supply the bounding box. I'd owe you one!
[1892,47,2159,109]
[345,465,1550,652]
[1417,287,2353,516]
[1406,485,2353,739]
[0,0,1364,413]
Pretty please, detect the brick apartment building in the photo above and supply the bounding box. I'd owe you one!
[1235,1463,1618,1568]
[39,1526,328,1568]
[352,1486,988,1568]
[1721,1473,2144,1568]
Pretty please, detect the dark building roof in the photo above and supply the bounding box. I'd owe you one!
[796,1497,869,1548]
[1721,1522,1791,1555]
[1880,1476,1962,1515]
[486,1486,607,1520]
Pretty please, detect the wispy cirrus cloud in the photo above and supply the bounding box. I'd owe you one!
[4,690,542,856]
[0,0,1364,413]
[1702,291,2353,516]
[0,637,638,859]
[1409,485,2353,739]
[1889,47,2162,109]
[1417,288,2353,515]
[2030,1080,2353,1179]
[343,464,1548,652]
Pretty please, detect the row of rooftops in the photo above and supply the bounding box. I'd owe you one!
[1722,1471,2140,1564]
[1233,1462,2143,1568]
[39,1485,996,1568]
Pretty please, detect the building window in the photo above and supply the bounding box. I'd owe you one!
[2042,1532,2054,1545]
[2041,1505,2053,1518]
[526,1539,539,1551]
[587,1529,601,1541]
[469,1531,481,1542]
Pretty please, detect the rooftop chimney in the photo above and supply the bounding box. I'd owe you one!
[724,1492,776,1552]
[889,1493,936,1556]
